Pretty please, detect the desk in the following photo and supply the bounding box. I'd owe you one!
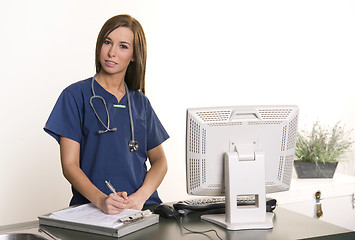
[268,173,355,230]
[0,207,353,240]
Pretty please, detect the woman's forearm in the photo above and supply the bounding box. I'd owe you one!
[59,136,129,214]
[135,145,168,202]
[59,136,107,207]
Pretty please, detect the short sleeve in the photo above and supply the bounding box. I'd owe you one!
[44,88,83,144]
[145,99,169,151]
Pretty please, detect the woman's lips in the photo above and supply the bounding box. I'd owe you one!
[105,60,117,67]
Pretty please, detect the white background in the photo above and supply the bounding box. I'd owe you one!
[1,0,355,226]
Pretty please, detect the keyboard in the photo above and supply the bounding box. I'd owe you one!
[173,196,277,213]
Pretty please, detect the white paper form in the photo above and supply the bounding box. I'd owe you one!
[50,203,139,228]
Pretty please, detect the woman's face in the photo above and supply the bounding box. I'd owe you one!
[99,27,134,77]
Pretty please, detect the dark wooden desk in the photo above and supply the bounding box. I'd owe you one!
[0,207,352,240]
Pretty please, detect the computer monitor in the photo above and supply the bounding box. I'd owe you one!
[186,105,299,230]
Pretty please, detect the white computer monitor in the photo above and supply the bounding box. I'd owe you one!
[186,105,299,230]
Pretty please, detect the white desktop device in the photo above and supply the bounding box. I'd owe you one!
[186,105,299,230]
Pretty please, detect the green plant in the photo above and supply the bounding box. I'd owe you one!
[295,121,353,163]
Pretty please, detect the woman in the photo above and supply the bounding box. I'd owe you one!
[44,15,169,214]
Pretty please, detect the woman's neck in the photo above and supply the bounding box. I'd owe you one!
[96,72,126,102]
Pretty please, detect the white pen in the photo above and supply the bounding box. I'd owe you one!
[105,180,117,195]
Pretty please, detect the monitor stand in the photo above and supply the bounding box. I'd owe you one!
[201,146,274,230]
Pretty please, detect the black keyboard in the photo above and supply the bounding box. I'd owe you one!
[173,197,277,213]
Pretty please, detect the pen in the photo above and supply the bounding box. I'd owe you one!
[105,180,117,195]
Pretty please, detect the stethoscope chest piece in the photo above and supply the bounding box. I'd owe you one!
[129,140,139,152]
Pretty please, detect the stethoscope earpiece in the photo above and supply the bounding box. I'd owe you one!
[90,75,138,152]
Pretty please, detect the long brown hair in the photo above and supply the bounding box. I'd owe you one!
[95,15,146,93]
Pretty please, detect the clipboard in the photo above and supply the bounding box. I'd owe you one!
[38,205,159,238]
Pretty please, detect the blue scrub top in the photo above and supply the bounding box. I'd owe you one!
[44,77,169,206]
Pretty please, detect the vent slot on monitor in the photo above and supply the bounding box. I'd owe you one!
[202,158,206,183]
[282,155,294,186]
[287,114,298,150]
[207,122,242,127]
[266,185,284,193]
[259,108,293,120]
[281,125,287,151]
[189,158,201,191]
[189,118,200,154]
[202,129,206,154]
[277,156,284,181]
[197,110,231,122]
[248,121,282,125]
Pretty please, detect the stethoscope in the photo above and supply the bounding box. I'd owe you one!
[89,75,139,152]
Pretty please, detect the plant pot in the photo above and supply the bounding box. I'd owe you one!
[294,162,338,179]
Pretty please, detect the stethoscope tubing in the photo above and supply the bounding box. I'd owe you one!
[90,74,138,151]
[125,82,135,141]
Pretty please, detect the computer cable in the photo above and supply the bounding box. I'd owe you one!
[153,204,223,239]
[177,210,223,240]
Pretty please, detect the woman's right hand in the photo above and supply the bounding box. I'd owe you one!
[99,191,129,215]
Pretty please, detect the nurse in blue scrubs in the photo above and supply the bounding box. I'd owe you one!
[44,15,169,214]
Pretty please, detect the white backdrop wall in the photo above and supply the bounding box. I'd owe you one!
[1,0,355,226]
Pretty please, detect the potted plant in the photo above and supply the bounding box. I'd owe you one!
[294,121,353,178]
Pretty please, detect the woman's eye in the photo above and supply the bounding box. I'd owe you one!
[104,40,111,45]
[120,45,128,49]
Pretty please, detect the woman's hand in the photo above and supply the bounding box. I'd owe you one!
[98,191,129,214]
[126,192,146,210]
